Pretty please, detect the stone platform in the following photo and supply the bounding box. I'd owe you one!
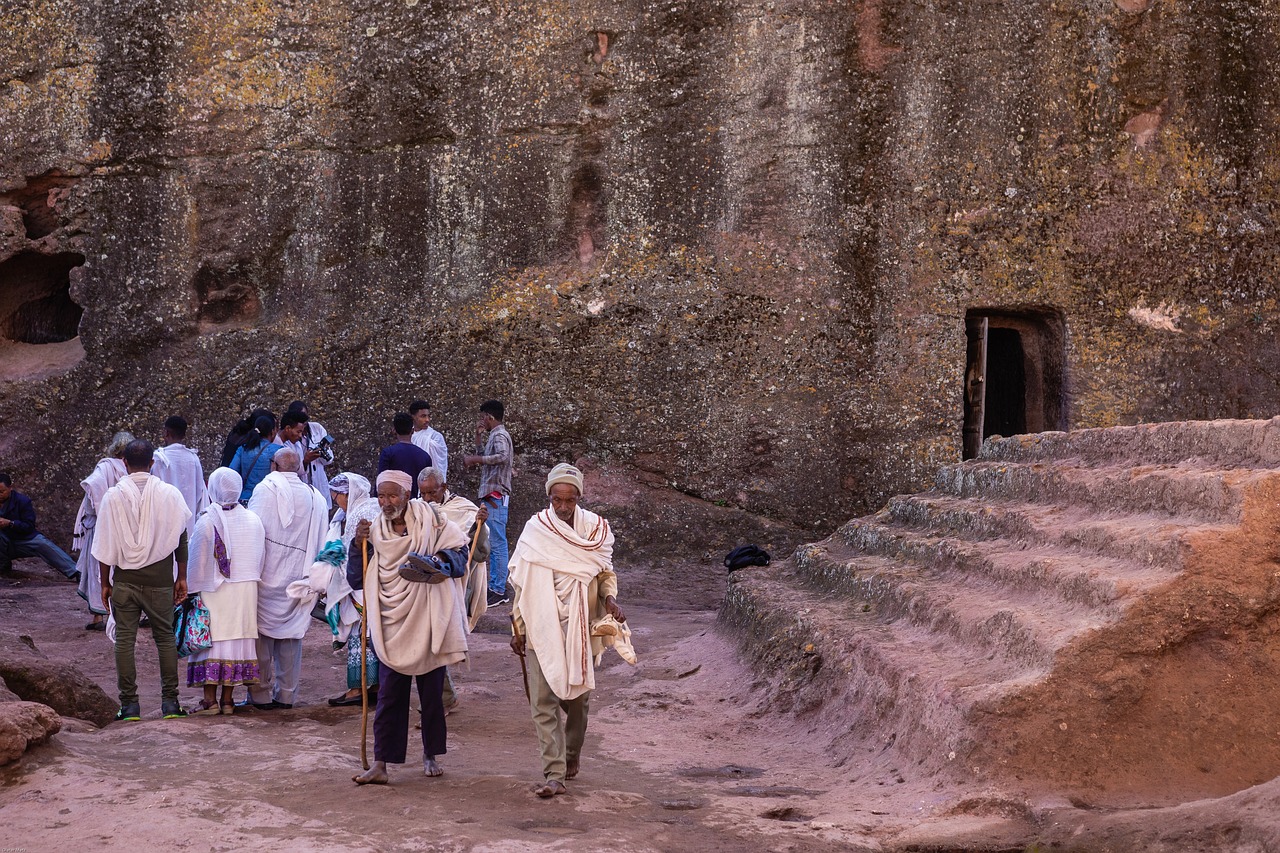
[722,418,1280,805]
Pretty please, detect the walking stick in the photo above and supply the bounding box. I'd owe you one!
[359,538,370,770]
[511,615,531,702]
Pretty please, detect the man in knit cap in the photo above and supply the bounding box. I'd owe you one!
[509,463,626,798]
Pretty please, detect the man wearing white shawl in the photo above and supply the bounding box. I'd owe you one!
[418,465,491,711]
[186,468,265,715]
[73,431,133,630]
[351,470,470,785]
[151,415,209,541]
[509,463,626,798]
[245,447,327,710]
[92,440,192,722]
[323,472,383,707]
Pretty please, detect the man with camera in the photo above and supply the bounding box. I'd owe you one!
[285,400,336,509]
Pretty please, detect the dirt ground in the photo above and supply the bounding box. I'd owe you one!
[4,556,1280,852]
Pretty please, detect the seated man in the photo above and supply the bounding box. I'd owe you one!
[0,471,78,579]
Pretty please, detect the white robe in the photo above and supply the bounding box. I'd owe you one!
[411,427,448,477]
[509,507,615,701]
[365,500,469,675]
[92,473,191,571]
[247,471,327,639]
[74,458,126,615]
[323,473,381,643]
[151,443,209,539]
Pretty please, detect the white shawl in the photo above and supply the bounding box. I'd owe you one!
[508,507,615,701]
[73,457,126,551]
[187,468,265,594]
[151,443,209,538]
[91,474,191,571]
[248,471,327,639]
[322,473,382,642]
[366,500,469,675]
[437,492,487,632]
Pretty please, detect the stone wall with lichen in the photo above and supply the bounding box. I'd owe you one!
[2,0,1278,549]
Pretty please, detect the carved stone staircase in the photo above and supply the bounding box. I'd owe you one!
[721,419,1280,804]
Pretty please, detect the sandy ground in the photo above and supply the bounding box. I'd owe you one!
[4,557,1280,852]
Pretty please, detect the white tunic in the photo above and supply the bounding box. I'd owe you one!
[152,443,209,539]
[247,471,327,639]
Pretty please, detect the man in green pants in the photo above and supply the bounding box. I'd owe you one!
[509,463,626,798]
[92,439,192,721]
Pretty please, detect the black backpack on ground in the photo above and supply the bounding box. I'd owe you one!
[724,544,771,572]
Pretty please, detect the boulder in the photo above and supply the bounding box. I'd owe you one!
[0,631,116,728]
[0,700,61,765]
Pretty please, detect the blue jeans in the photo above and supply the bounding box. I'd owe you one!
[0,530,77,577]
[485,500,509,596]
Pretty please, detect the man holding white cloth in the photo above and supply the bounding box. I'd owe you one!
[509,463,626,798]
[352,470,470,785]
[92,440,192,722]
[246,447,327,710]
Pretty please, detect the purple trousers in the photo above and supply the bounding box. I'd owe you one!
[373,664,447,763]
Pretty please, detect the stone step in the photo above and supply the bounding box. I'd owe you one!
[793,541,1102,669]
[980,417,1280,468]
[882,494,1217,577]
[835,515,1178,611]
[720,565,1039,764]
[934,460,1266,523]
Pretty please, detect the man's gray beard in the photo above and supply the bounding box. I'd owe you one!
[383,504,406,522]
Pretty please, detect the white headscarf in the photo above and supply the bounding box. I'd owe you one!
[187,467,266,592]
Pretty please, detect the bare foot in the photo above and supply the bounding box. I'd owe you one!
[533,779,567,798]
[353,761,389,785]
[565,757,579,780]
[423,756,443,777]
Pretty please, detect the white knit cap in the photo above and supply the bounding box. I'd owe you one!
[545,462,584,495]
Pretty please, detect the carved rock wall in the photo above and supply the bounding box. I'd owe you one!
[2,0,1278,541]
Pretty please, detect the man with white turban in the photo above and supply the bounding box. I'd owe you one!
[245,446,327,710]
[351,469,470,785]
[92,439,192,722]
[185,468,265,715]
[509,463,627,798]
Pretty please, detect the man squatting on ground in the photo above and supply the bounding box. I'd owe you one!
[351,470,471,785]
[0,471,78,580]
[509,463,626,798]
[91,440,192,721]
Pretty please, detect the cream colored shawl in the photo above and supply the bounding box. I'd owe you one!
[366,500,469,676]
[436,492,487,632]
[92,474,191,571]
[508,507,615,701]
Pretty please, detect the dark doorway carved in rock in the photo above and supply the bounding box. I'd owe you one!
[962,308,1067,459]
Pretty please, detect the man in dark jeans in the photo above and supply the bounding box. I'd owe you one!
[0,471,78,579]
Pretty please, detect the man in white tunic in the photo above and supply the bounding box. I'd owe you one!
[152,416,209,540]
[245,447,327,709]
[352,470,470,785]
[92,440,192,722]
[509,463,626,798]
[409,400,448,477]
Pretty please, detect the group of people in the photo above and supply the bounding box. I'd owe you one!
[0,397,633,796]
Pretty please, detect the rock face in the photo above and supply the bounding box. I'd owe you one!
[0,631,117,728]
[3,2,1280,541]
[0,701,61,765]
[723,418,1280,805]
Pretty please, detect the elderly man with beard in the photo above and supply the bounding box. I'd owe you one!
[351,470,470,785]
[417,465,490,710]
[509,463,626,798]
[244,447,327,710]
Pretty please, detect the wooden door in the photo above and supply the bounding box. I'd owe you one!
[962,316,988,460]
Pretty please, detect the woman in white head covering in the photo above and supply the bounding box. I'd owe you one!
[325,472,383,706]
[73,430,135,631]
[185,467,267,714]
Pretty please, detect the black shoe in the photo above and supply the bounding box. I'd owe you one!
[161,700,187,719]
[328,693,370,707]
[486,591,509,607]
[115,703,141,722]
[68,571,81,582]
[138,613,151,628]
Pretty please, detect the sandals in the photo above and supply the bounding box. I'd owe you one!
[398,553,449,585]
[191,699,221,716]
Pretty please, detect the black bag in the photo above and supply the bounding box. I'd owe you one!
[724,544,771,572]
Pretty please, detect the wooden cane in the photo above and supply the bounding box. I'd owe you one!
[359,537,371,770]
[511,615,531,702]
